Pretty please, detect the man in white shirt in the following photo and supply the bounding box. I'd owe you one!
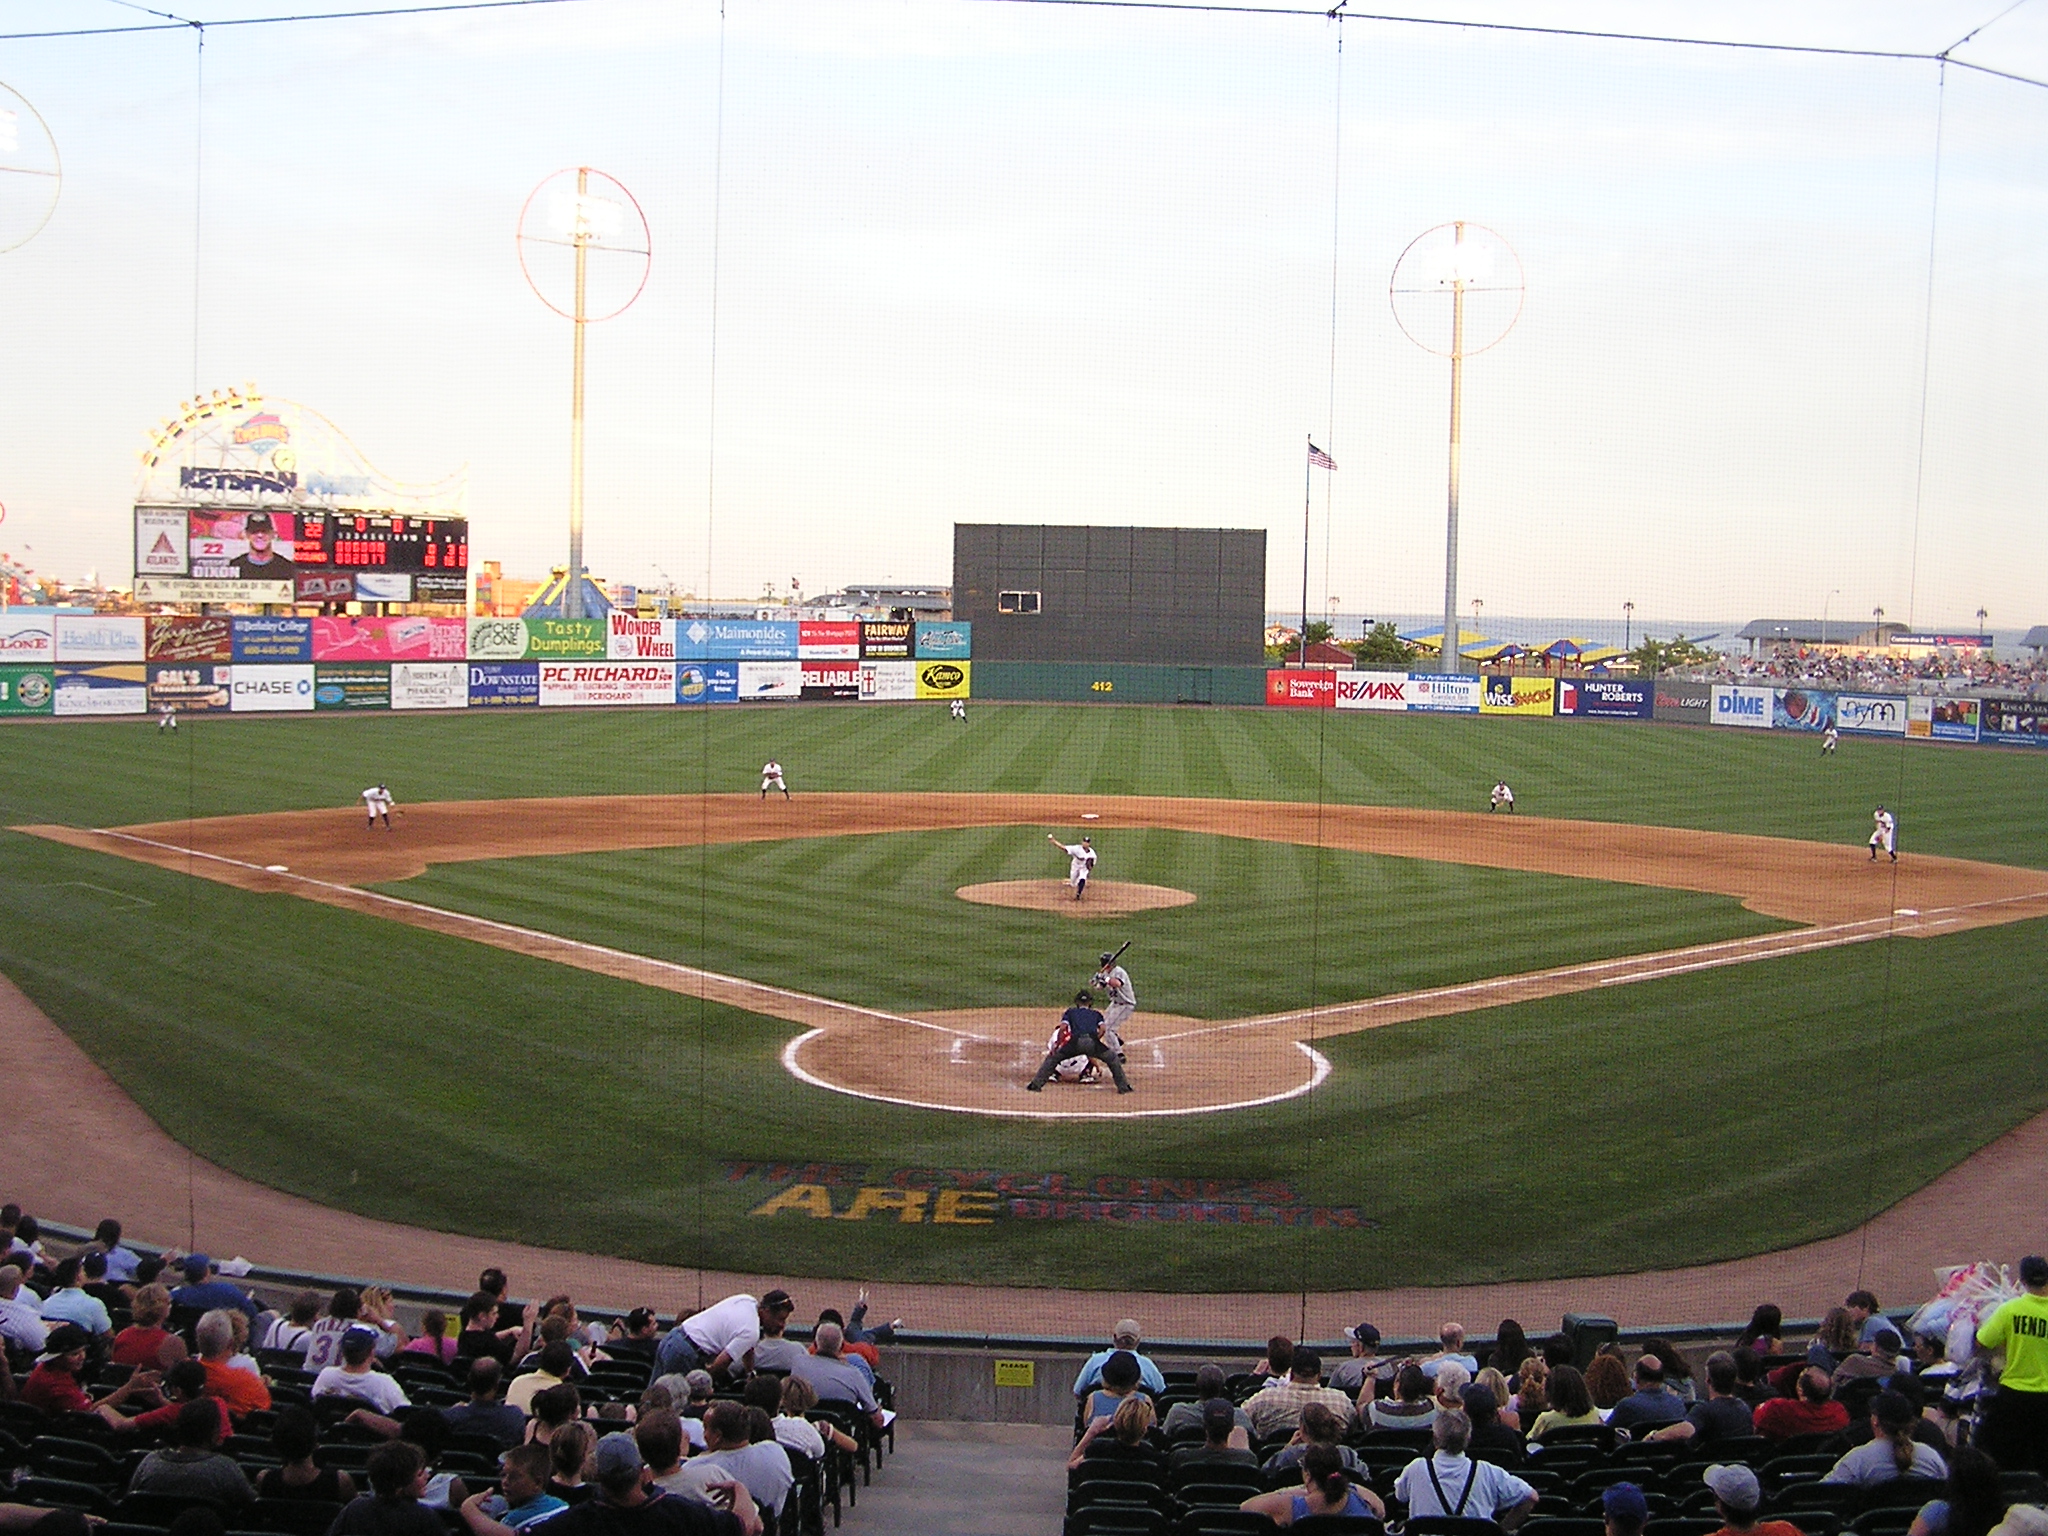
[655,1290,795,1380]
[1394,1411,1538,1527]
[673,1401,793,1519]
[311,1328,411,1415]
[0,1265,48,1354]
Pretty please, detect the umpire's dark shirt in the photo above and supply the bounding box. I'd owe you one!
[1063,1005,1107,1042]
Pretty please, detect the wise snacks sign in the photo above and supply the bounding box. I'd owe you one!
[725,1163,1377,1229]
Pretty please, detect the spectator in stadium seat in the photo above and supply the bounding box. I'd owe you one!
[443,1358,527,1447]
[1648,1352,1755,1445]
[605,1309,663,1365]
[1265,1402,1367,1479]
[1392,1409,1538,1526]
[255,1403,359,1503]
[38,1257,111,1337]
[455,1292,523,1368]
[1078,1346,1147,1427]
[1907,1444,2006,1536]
[312,1327,410,1415]
[128,1397,257,1506]
[1821,1391,1948,1485]
[197,1308,273,1421]
[88,1219,142,1287]
[1164,1366,1252,1440]
[1169,1398,1257,1474]
[1640,1339,1698,1403]
[1603,1481,1650,1536]
[1584,1352,1631,1410]
[402,1310,460,1367]
[169,1253,260,1324]
[746,1309,807,1375]
[1248,1347,1357,1439]
[457,1442,564,1536]
[1463,1384,1525,1463]
[1327,1322,1390,1399]
[1507,1360,1548,1429]
[1543,1333,1577,1371]
[547,1429,758,1536]
[776,1376,856,1463]
[672,1400,793,1520]
[1527,1364,1603,1442]
[1732,1347,1773,1408]
[1432,1363,1473,1414]
[545,1422,595,1507]
[19,1322,159,1424]
[1071,1395,1165,1478]
[1071,1319,1166,1399]
[790,1323,885,1431]
[1847,1290,1893,1346]
[1737,1305,1786,1360]
[508,1340,579,1415]
[0,1265,47,1355]
[1608,1356,1687,1434]
[1477,1367,1523,1430]
[1808,1308,1862,1374]
[637,1409,691,1493]
[1756,1368,1852,1443]
[517,1317,592,1381]
[1701,1462,1804,1536]
[1242,1442,1386,1527]
[330,1440,444,1536]
[1368,1362,1439,1432]
[1491,1322,1535,1377]
[1254,1335,1294,1382]
[1420,1323,1480,1380]
[261,1291,323,1357]
[110,1359,225,1442]
[1836,1328,1907,1392]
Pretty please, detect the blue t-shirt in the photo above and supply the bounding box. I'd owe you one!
[1292,1490,1374,1521]
[1063,1006,1106,1042]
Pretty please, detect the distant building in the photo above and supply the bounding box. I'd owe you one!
[1738,618,1902,653]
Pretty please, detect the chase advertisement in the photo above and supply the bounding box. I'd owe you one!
[230,664,316,712]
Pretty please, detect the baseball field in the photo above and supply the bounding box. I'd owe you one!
[3,701,2047,1293]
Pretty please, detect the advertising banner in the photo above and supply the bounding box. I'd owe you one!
[859,621,914,659]
[737,661,802,700]
[0,666,55,715]
[538,662,677,707]
[1558,678,1653,719]
[676,661,739,704]
[137,576,295,603]
[1481,675,1558,715]
[313,615,468,662]
[147,664,231,714]
[859,660,915,700]
[1334,671,1410,712]
[607,612,677,660]
[466,617,530,661]
[1653,680,1714,724]
[915,621,972,659]
[1908,695,1979,743]
[414,572,468,602]
[1836,693,1907,735]
[914,659,971,700]
[523,617,606,660]
[677,618,799,660]
[295,571,356,605]
[1407,673,1484,713]
[314,664,391,711]
[1772,688,1835,732]
[1981,698,2048,747]
[54,665,147,716]
[391,662,470,710]
[230,664,316,712]
[801,662,862,700]
[1711,684,1772,728]
[53,614,145,663]
[0,611,56,664]
[136,509,187,576]
[798,621,861,660]
[353,572,414,603]
[232,616,313,663]
[1267,669,1335,708]
[147,615,233,663]
[468,662,540,707]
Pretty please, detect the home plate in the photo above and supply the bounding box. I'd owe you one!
[1894,908,1919,916]
[265,865,289,873]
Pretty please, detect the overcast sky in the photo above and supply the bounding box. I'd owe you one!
[0,0,2044,631]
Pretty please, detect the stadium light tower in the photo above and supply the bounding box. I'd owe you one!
[0,80,61,255]
[1391,222,1523,676]
[517,168,650,620]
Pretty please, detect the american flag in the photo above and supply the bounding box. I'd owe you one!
[1308,442,1337,471]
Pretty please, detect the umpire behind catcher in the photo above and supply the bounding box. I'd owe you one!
[1027,992,1134,1095]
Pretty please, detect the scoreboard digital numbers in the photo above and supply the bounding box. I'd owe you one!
[295,513,469,572]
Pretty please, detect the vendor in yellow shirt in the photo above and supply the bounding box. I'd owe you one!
[1975,1254,2048,1476]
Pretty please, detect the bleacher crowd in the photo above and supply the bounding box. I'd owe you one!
[1063,1266,2048,1536]
[1679,650,2048,697]
[0,1208,899,1536]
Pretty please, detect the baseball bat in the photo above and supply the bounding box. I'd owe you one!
[1090,939,1132,985]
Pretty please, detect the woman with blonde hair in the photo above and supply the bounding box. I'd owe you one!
[111,1283,176,1367]
[1069,1393,1158,1470]
[1477,1367,1522,1431]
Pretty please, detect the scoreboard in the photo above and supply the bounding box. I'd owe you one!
[296,513,468,573]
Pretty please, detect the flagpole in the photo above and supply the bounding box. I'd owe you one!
[1301,435,1312,666]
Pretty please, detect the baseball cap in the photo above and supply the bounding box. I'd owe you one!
[1349,1322,1382,1348]
[181,1253,212,1281]
[761,1288,795,1312]
[1703,1464,1762,1513]
[592,1432,642,1480]
[2021,1255,2048,1286]
[1113,1319,1142,1345]
[1075,991,1095,1005]
[1603,1483,1651,1523]
[1201,1398,1236,1436]
[244,511,273,531]
[39,1322,89,1360]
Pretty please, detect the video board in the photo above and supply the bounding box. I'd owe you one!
[135,506,468,605]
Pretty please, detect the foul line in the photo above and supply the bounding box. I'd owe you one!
[781,1034,1333,1119]
[89,829,993,1043]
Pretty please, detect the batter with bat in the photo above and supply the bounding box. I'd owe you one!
[1026,989,1133,1094]
[1093,942,1136,1060]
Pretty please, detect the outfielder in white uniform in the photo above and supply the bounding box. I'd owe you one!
[1092,953,1135,1059]
[1822,726,1839,755]
[949,698,966,721]
[1489,781,1515,814]
[361,784,394,829]
[1048,834,1096,900]
[761,760,790,800]
[1869,805,1897,862]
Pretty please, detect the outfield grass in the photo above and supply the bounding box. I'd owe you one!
[1,703,2045,1291]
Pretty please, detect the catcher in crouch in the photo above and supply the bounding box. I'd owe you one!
[1027,991,1133,1094]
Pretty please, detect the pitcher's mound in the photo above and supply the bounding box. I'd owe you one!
[956,879,1197,916]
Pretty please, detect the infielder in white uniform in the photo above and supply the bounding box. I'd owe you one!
[1869,805,1897,862]
[1489,781,1515,813]
[760,760,789,800]
[1048,833,1096,899]
[1092,952,1135,1059]
[361,783,394,829]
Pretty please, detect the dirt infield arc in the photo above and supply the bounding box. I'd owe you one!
[22,792,2048,1120]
